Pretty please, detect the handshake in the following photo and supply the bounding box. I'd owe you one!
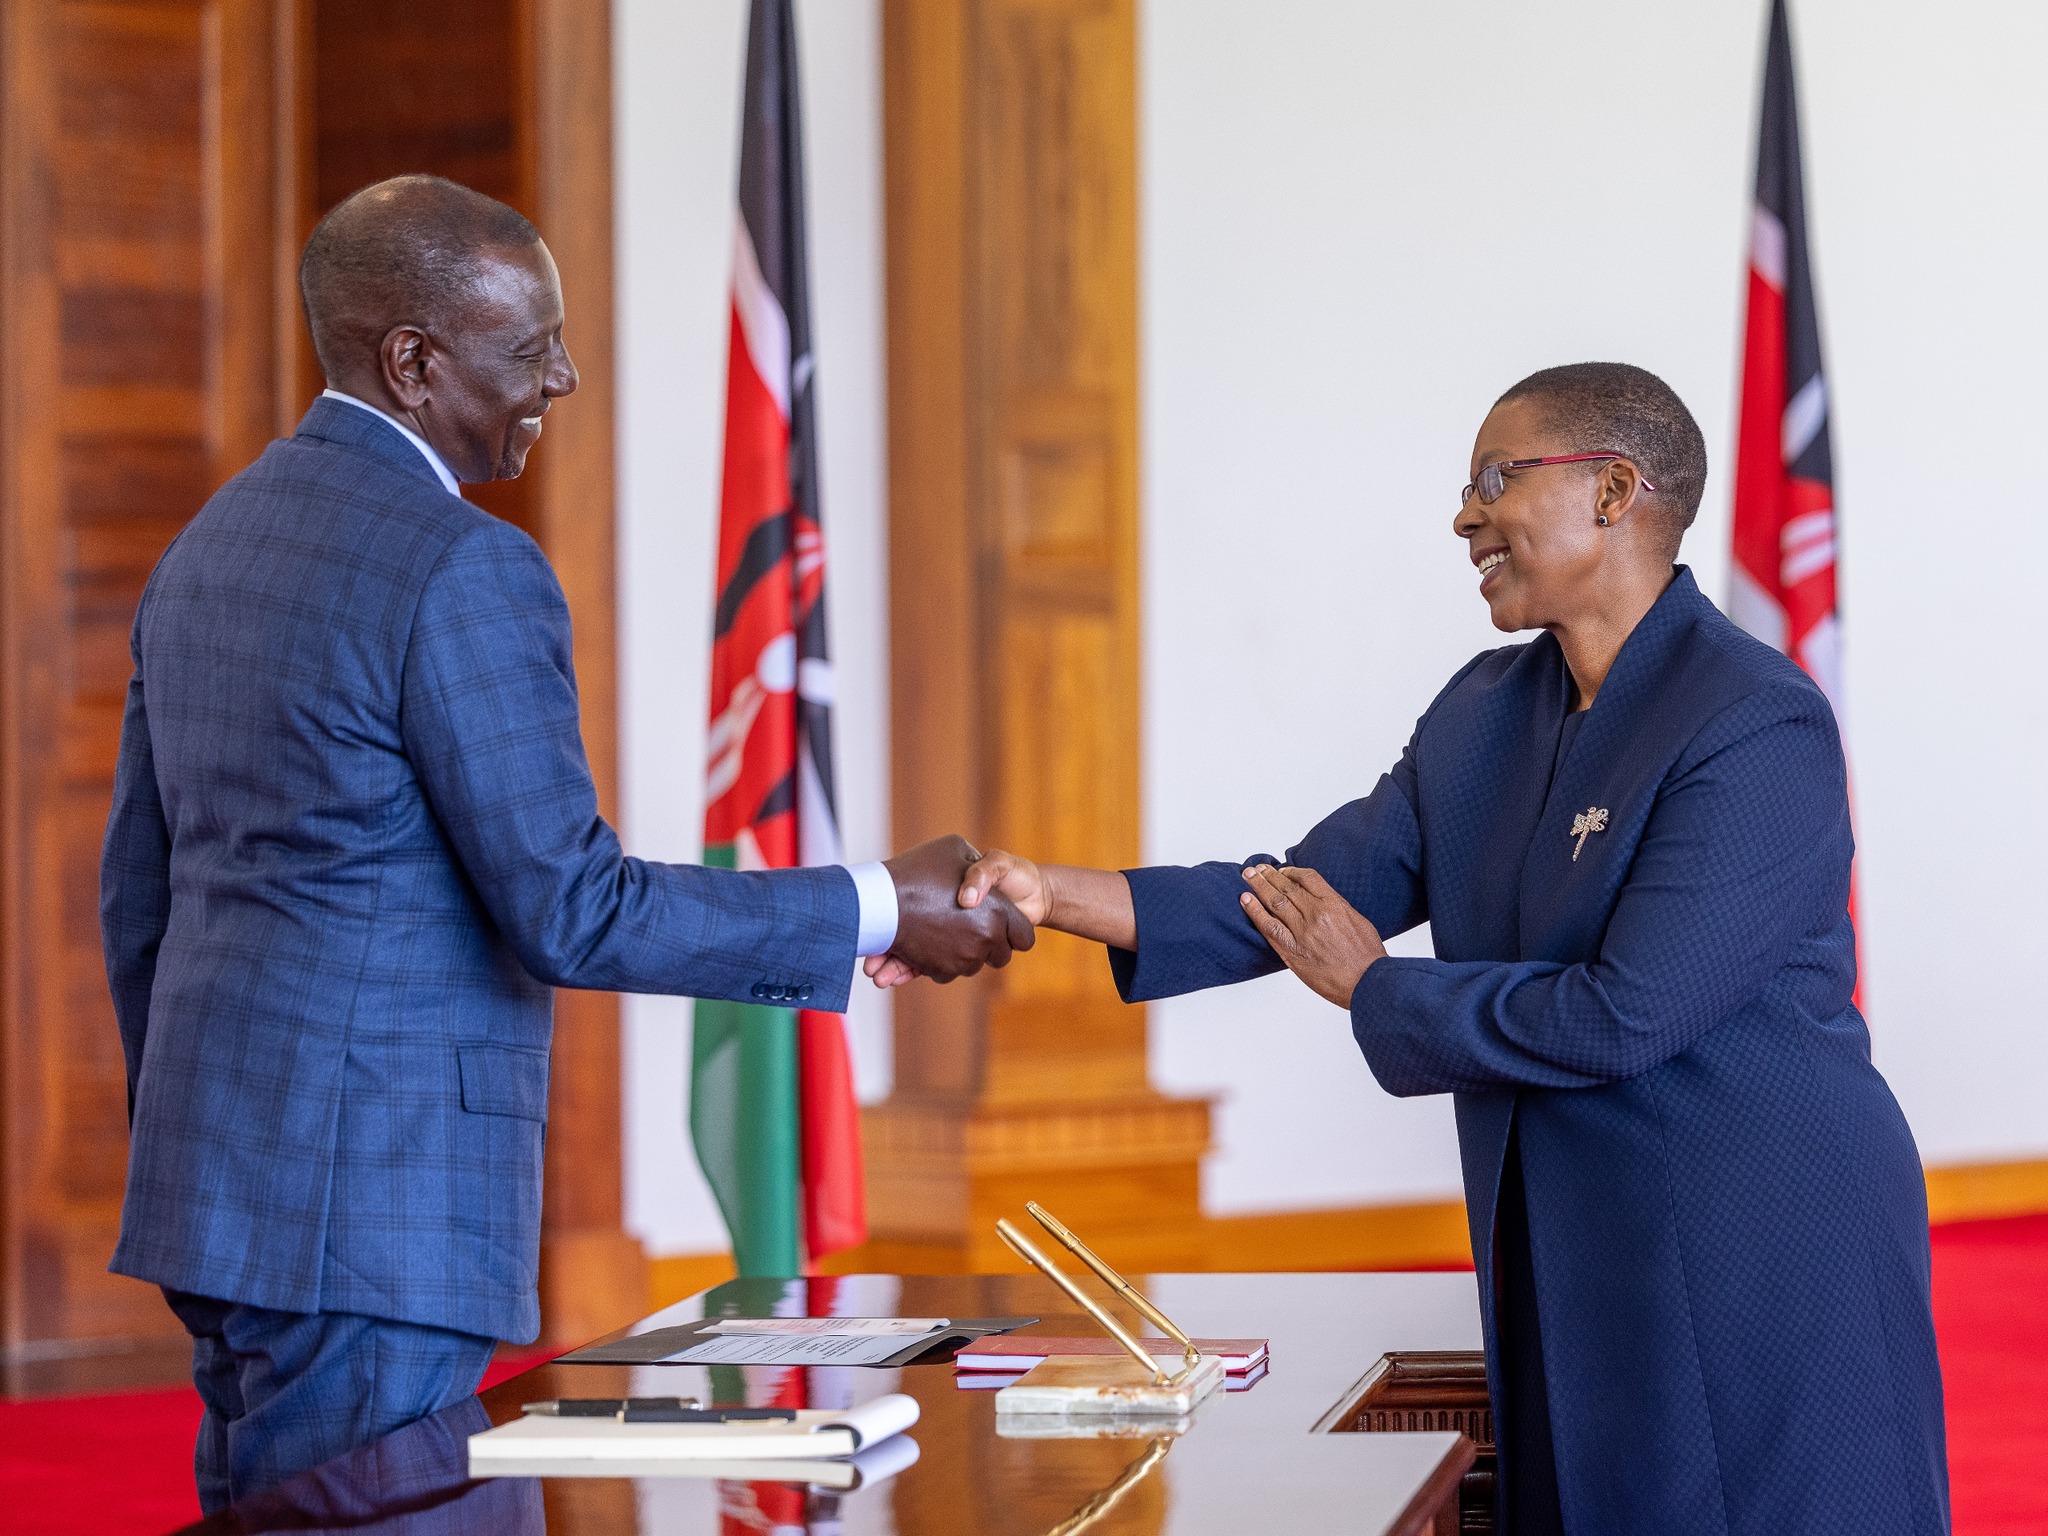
[866,834,1047,987]
[865,833,1387,1007]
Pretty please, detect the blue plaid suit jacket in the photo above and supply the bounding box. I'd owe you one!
[102,398,859,1343]
[1112,569,1948,1535]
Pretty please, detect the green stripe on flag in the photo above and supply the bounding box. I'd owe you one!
[690,842,802,1276]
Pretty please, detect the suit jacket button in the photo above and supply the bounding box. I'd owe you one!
[751,983,769,1000]
[796,986,813,1002]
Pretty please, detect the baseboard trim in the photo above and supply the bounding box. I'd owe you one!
[1204,1200,1473,1271]
[642,1157,2048,1311]
[647,1251,738,1310]
[1923,1157,2048,1224]
[643,1199,1472,1310]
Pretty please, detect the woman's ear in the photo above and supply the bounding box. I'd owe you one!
[1593,459,1645,527]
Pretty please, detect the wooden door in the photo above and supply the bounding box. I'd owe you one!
[0,0,285,1355]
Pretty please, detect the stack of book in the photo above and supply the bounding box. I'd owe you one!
[953,1336,1269,1392]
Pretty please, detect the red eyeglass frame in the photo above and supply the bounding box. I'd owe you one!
[1461,453,1656,507]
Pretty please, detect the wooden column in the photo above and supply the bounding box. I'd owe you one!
[0,0,287,1361]
[524,0,645,1347]
[868,0,1209,1272]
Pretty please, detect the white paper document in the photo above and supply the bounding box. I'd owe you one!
[706,1317,949,1337]
[666,1331,932,1367]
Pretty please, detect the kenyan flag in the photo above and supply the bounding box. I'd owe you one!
[691,0,865,1277]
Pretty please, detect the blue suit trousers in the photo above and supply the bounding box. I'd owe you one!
[165,1290,496,1512]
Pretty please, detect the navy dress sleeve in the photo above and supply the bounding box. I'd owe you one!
[400,519,860,1008]
[1110,738,1431,1002]
[1106,652,1505,1003]
[1352,687,1850,1094]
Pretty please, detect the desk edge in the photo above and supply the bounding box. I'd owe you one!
[1382,1432,1477,1536]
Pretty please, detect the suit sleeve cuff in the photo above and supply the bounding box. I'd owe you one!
[846,860,900,956]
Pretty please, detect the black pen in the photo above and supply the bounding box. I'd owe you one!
[520,1397,800,1424]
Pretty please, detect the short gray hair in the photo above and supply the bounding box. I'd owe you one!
[298,175,541,378]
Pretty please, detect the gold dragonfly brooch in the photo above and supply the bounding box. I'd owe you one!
[1571,807,1610,862]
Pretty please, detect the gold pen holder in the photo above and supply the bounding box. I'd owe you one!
[993,1204,1225,1417]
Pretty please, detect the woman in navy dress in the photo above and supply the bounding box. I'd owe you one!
[902,365,1950,1534]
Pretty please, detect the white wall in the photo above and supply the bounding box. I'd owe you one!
[1141,0,2048,1213]
[614,0,890,1257]
[613,0,2048,1253]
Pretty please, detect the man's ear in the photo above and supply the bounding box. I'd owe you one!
[379,325,432,412]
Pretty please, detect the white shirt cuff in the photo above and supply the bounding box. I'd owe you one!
[846,861,900,957]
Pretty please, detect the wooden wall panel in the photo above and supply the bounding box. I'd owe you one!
[870,0,1208,1272]
[2,0,282,1351]
[1,0,630,1358]
[302,0,536,542]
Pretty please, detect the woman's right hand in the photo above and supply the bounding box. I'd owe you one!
[958,849,1051,927]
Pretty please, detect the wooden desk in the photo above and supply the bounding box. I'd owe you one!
[173,1272,1485,1535]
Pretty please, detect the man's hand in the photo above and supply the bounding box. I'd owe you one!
[868,835,1035,986]
[1238,864,1387,1009]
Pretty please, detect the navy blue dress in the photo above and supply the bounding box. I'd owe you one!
[1111,569,1948,1534]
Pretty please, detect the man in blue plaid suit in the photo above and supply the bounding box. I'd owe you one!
[99,176,1028,1512]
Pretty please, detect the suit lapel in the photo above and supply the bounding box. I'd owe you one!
[1417,636,1569,962]
[1517,569,1708,961]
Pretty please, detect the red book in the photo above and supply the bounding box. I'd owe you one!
[953,1336,1267,1376]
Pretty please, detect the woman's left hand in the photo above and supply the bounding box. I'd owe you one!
[1239,864,1388,1009]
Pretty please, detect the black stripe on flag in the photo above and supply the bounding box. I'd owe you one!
[1757,0,1832,490]
[712,510,792,640]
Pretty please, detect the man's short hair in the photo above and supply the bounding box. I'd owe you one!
[299,175,541,380]
[1494,363,1709,538]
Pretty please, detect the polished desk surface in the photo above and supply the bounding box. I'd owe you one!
[175,1271,1484,1535]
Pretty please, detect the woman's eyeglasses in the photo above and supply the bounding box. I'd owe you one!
[1461,454,1656,507]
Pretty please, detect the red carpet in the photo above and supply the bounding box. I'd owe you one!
[2,1227,2040,1534]
[1928,1214,2048,1535]
[0,1347,555,1534]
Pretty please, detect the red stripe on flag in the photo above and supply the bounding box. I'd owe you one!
[706,300,798,857]
[799,1009,867,1258]
[1731,265,1788,606]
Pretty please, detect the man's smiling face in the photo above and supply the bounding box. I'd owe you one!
[412,240,578,483]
